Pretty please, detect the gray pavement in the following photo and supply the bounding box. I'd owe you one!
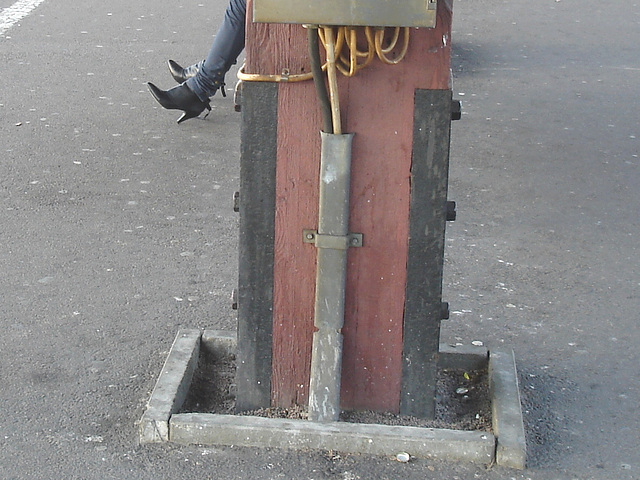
[1,0,639,479]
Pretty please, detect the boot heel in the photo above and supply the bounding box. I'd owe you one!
[177,111,199,124]
[177,103,210,124]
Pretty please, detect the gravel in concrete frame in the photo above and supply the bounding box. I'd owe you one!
[141,331,527,468]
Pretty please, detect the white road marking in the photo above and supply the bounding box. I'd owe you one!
[0,0,48,36]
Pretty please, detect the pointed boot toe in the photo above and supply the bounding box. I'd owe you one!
[147,82,177,109]
[168,59,200,84]
[147,82,211,124]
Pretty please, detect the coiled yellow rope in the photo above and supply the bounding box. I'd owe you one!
[237,25,411,83]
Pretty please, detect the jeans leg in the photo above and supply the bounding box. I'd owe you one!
[187,0,247,101]
[185,60,205,78]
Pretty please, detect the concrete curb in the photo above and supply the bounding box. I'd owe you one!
[201,329,237,358]
[170,414,495,464]
[139,329,201,443]
[489,349,527,469]
[140,330,526,468]
[438,343,488,371]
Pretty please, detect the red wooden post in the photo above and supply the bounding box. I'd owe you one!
[236,0,454,416]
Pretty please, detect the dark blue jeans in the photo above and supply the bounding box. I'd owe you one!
[187,0,247,102]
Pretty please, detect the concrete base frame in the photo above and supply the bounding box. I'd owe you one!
[139,330,526,469]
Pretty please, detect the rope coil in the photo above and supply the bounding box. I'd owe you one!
[237,25,411,83]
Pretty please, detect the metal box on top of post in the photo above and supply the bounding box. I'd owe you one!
[253,0,438,27]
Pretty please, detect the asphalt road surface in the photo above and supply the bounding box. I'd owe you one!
[1,0,639,479]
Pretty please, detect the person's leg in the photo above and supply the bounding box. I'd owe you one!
[187,0,246,101]
[147,0,246,123]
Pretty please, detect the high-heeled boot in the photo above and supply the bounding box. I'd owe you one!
[167,59,201,84]
[147,82,211,124]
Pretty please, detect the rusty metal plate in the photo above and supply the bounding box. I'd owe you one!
[253,0,437,28]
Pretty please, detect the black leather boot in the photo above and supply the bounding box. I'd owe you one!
[147,82,211,124]
[167,59,200,84]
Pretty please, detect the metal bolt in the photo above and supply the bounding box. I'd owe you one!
[446,201,457,221]
[233,191,240,213]
[231,289,238,310]
[441,302,450,320]
[451,100,462,121]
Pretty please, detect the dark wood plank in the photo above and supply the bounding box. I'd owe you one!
[401,88,453,418]
[235,80,279,412]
